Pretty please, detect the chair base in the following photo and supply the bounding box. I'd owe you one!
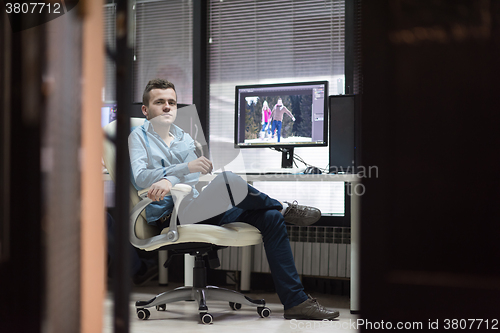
[135,246,271,324]
[135,285,271,324]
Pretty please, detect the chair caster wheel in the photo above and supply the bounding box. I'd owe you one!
[200,312,213,324]
[137,308,150,320]
[229,302,242,310]
[156,304,166,311]
[257,307,271,318]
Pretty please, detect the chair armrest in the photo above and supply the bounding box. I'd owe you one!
[166,184,192,242]
[138,188,149,199]
[130,184,193,249]
[137,183,192,199]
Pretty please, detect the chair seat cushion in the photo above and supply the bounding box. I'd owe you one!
[160,222,262,247]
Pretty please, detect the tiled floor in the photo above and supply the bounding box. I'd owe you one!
[103,281,359,333]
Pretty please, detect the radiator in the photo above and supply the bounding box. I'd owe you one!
[217,226,351,278]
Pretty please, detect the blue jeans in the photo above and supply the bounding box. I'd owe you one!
[271,120,283,142]
[179,172,308,309]
[261,122,270,133]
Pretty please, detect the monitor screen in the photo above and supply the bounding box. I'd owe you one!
[234,81,328,150]
[101,103,117,128]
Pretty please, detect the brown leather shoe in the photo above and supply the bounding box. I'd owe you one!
[283,201,321,226]
[284,295,340,320]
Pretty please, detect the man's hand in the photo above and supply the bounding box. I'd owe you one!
[148,178,172,201]
[188,156,213,174]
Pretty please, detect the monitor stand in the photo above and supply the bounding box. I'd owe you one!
[281,147,294,168]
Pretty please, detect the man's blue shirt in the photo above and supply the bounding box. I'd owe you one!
[128,119,200,223]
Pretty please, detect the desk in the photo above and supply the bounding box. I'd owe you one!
[199,172,361,313]
[106,172,361,312]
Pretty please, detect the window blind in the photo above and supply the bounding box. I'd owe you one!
[254,181,345,216]
[103,4,116,102]
[103,0,193,104]
[353,0,362,94]
[134,0,193,104]
[208,0,345,172]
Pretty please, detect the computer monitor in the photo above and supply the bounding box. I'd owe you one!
[101,103,117,128]
[234,81,328,168]
[328,94,361,174]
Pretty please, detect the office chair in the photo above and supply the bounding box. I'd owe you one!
[103,118,271,324]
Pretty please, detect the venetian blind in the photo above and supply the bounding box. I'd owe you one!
[208,0,345,172]
[103,0,193,104]
[133,0,193,104]
[103,3,116,102]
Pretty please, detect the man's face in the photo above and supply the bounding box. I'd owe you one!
[142,88,177,126]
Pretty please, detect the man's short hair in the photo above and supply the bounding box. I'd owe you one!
[142,79,176,106]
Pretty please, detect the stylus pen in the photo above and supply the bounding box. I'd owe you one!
[194,147,212,175]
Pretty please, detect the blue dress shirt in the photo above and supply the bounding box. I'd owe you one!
[128,119,200,223]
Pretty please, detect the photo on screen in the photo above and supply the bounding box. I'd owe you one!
[243,93,314,144]
[235,81,327,149]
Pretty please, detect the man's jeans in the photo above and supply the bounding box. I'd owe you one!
[271,120,283,142]
[178,172,308,310]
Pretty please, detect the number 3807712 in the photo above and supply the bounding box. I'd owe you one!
[5,2,61,14]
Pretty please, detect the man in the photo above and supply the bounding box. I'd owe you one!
[128,78,339,320]
[271,98,295,142]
